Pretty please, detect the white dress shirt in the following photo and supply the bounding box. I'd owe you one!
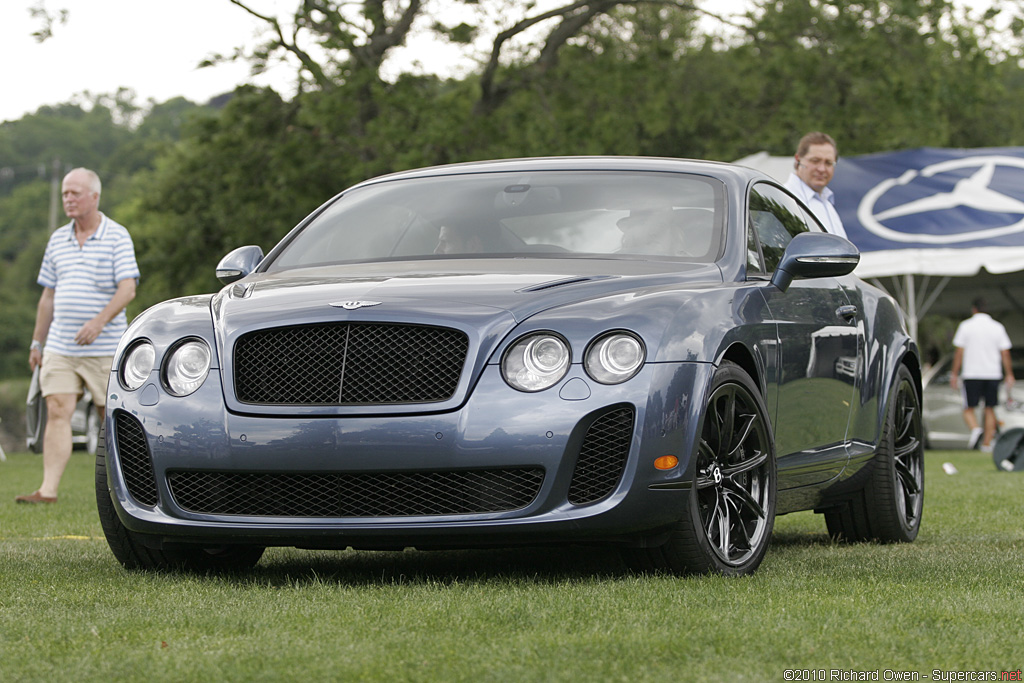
[784,173,848,240]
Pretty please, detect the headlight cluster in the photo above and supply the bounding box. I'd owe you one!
[502,330,645,392]
[121,342,155,391]
[119,338,212,397]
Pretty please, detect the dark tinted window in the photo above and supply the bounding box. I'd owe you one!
[749,183,815,272]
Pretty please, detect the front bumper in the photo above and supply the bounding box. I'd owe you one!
[102,361,712,549]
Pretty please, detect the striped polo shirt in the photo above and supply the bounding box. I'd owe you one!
[37,214,140,356]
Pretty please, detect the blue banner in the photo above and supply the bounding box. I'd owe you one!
[831,147,1024,252]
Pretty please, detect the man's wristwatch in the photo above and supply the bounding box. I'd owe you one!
[30,340,42,352]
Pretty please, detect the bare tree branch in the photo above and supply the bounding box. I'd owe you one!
[229,0,335,89]
[477,0,703,114]
[355,0,423,70]
[222,0,731,116]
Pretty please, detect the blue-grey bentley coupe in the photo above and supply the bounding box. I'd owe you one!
[96,157,924,576]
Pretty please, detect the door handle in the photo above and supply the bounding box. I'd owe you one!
[836,304,858,321]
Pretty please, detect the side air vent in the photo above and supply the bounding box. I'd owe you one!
[567,407,635,505]
[114,412,159,507]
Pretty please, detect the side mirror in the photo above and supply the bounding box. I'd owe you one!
[215,245,265,285]
[770,232,859,292]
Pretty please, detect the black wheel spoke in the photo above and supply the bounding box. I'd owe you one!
[894,438,920,459]
[724,479,767,520]
[720,387,737,453]
[723,447,768,477]
[894,459,921,495]
[895,404,914,443]
[726,412,758,462]
[704,493,727,546]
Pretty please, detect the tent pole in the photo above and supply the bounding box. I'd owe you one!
[906,274,918,343]
[916,276,951,320]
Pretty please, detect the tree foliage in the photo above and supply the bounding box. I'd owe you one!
[3,0,1024,378]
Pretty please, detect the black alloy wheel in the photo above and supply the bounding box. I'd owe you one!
[627,361,777,576]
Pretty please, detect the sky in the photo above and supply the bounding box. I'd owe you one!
[1,0,762,125]
[0,1,290,122]
[0,0,476,124]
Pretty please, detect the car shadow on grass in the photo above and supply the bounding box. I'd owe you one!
[768,531,836,548]
[248,545,637,586]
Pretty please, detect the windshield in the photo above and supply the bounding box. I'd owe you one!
[266,170,726,270]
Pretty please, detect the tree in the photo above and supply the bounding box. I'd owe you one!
[123,87,336,309]
[716,0,1024,155]
[217,0,729,114]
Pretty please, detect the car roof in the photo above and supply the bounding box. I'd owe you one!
[348,156,768,191]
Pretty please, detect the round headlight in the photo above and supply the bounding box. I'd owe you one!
[585,332,645,384]
[165,340,211,397]
[502,333,570,392]
[121,341,155,391]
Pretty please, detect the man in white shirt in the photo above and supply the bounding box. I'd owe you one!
[784,131,848,239]
[16,168,139,504]
[950,298,1015,452]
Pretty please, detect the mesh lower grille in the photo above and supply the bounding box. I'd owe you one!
[114,412,159,507]
[167,468,545,517]
[234,323,468,405]
[567,407,635,505]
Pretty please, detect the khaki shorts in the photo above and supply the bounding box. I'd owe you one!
[40,352,114,402]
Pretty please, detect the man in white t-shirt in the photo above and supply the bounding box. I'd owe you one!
[950,298,1015,452]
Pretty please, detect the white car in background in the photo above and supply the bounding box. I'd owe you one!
[922,350,1024,450]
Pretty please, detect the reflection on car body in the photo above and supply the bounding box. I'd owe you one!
[96,157,924,576]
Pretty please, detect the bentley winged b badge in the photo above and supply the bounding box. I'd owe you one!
[329,300,382,310]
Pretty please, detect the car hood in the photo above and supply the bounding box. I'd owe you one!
[213,260,724,331]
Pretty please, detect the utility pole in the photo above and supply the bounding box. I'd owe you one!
[48,158,61,232]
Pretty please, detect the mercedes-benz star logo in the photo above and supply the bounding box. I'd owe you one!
[329,300,382,310]
[858,156,1024,244]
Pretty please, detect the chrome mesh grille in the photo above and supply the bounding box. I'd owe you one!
[167,468,545,517]
[567,407,634,505]
[114,412,159,507]
[234,323,469,405]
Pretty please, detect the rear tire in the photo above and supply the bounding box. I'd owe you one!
[95,422,264,572]
[825,364,923,543]
[626,361,776,576]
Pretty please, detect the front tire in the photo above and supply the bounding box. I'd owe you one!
[95,423,264,572]
[627,361,777,576]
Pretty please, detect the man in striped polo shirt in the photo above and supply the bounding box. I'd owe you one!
[16,168,139,504]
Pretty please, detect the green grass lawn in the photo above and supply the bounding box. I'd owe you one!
[1,449,1022,682]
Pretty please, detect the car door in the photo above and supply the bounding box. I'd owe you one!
[746,182,861,488]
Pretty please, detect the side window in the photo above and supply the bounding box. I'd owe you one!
[748,183,814,272]
[746,220,765,275]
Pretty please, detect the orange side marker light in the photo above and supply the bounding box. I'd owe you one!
[654,455,679,471]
